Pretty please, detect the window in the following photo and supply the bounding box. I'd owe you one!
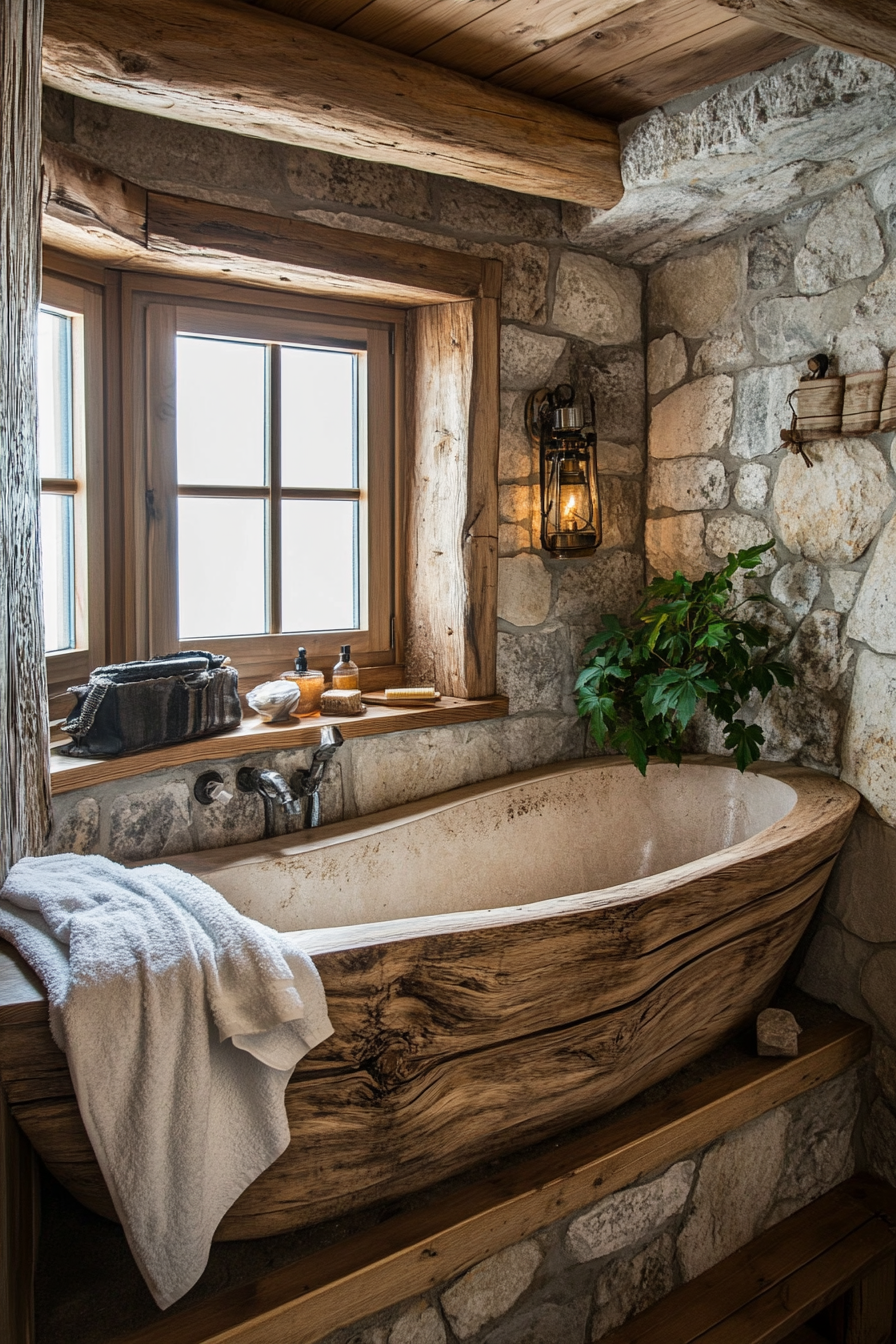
[38,272,104,705]
[127,277,398,685]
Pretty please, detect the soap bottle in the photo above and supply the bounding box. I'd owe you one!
[285,647,325,718]
[332,645,360,692]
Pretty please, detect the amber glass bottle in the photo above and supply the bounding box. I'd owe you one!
[284,647,325,718]
[332,644,360,692]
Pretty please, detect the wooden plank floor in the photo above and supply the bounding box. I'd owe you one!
[102,1014,870,1344]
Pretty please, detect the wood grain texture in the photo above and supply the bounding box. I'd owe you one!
[405,298,499,698]
[0,761,859,1242]
[49,696,509,795]
[102,1022,874,1344]
[714,0,896,69]
[41,0,624,207]
[0,1091,38,1344]
[41,142,496,307]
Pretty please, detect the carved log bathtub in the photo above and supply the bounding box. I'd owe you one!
[0,756,859,1240]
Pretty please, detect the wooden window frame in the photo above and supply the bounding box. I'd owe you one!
[121,275,401,684]
[40,269,106,711]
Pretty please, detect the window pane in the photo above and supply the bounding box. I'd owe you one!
[281,347,357,489]
[41,493,74,652]
[178,497,266,637]
[37,309,74,478]
[282,500,358,632]
[176,336,266,486]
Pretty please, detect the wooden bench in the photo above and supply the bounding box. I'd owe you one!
[602,1174,896,1344]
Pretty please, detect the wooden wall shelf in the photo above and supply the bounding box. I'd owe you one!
[49,695,509,796]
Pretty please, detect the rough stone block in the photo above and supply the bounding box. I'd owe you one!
[499,523,530,556]
[693,330,752,377]
[842,650,896,824]
[832,327,885,375]
[499,484,535,529]
[440,1240,542,1339]
[552,253,641,345]
[600,476,642,549]
[566,1161,694,1263]
[649,244,743,338]
[854,258,896,349]
[705,515,775,572]
[748,226,793,291]
[462,241,550,325]
[796,923,873,1021]
[389,1301,446,1344]
[596,441,643,475]
[286,148,433,219]
[788,609,846,692]
[873,1040,896,1110]
[648,333,688,395]
[48,796,100,856]
[750,284,866,362]
[848,515,896,654]
[754,682,841,768]
[482,1298,589,1344]
[866,1098,896,1186]
[862,949,896,1043]
[500,327,566,391]
[773,440,893,564]
[828,568,863,613]
[729,365,797,460]
[436,178,560,240]
[499,391,535,482]
[569,345,645,446]
[497,553,552,627]
[350,722,510,815]
[794,185,884,294]
[555,550,644,624]
[108,782,192,861]
[824,808,896,944]
[734,463,771,511]
[869,161,896,210]
[191,769,264,849]
[770,561,821,619]
[678,1108,789,1281]
[645,514,708,581]
[757,1008,802,1057]
[649,376,734,460]
[497,625,573,714]
[647,458,728,512]
[590,1233,676,1341]
[772,1071,859,1220]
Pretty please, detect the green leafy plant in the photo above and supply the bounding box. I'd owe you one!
[575,542,794,774]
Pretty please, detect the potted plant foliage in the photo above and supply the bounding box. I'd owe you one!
[575,542,793,774]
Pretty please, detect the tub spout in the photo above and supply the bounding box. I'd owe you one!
[237,767,304,837]
[292,726,344,828]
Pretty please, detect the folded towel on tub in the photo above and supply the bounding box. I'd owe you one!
[0,852,333,1309]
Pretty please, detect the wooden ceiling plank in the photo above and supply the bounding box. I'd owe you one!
[494,0,732,101]
[335,0,508,53]
[41,0,622,209]
[416,0,651,79]
[564,16,804,119]
[243,0,371,27]
[714,0,896,69]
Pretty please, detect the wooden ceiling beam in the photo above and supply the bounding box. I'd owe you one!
[714,0,896,68]
[41,0,623,208]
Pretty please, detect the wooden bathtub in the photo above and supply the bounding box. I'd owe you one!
[0,756,859,1240]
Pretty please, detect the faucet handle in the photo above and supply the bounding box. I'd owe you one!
[319,725,344,751]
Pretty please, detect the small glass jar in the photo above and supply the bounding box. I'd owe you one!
[332,644,360,692]
[283,647,325,718]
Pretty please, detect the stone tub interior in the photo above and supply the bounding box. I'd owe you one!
[173,761,799,933]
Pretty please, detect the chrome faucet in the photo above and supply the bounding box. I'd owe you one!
[292,725,344,828]
[237,766,303,838]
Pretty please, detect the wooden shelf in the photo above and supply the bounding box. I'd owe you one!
[49,695,508,795]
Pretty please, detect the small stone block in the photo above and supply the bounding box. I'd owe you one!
[756,1008,802,1057]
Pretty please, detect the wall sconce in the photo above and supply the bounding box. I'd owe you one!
[525,383,601,557]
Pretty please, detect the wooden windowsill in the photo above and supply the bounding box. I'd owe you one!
[49,695,509,795]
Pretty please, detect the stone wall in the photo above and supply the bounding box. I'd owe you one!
[642,159,896,1194]
[309,1071,861,1344]
[43,88,646,861]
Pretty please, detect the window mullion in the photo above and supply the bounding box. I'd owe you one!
[269,343,282,636]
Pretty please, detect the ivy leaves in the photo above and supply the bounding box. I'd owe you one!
[575,542,794,775]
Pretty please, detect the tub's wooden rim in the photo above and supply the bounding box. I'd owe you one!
[170,755,859,956]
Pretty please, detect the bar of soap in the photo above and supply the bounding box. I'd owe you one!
[320,688,363,715]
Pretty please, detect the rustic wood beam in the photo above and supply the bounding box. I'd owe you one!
[41,0,623,208]
[715,0,896,68]
[41,141,499,306]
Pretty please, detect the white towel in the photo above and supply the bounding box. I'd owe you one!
[0,853,333,1309]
